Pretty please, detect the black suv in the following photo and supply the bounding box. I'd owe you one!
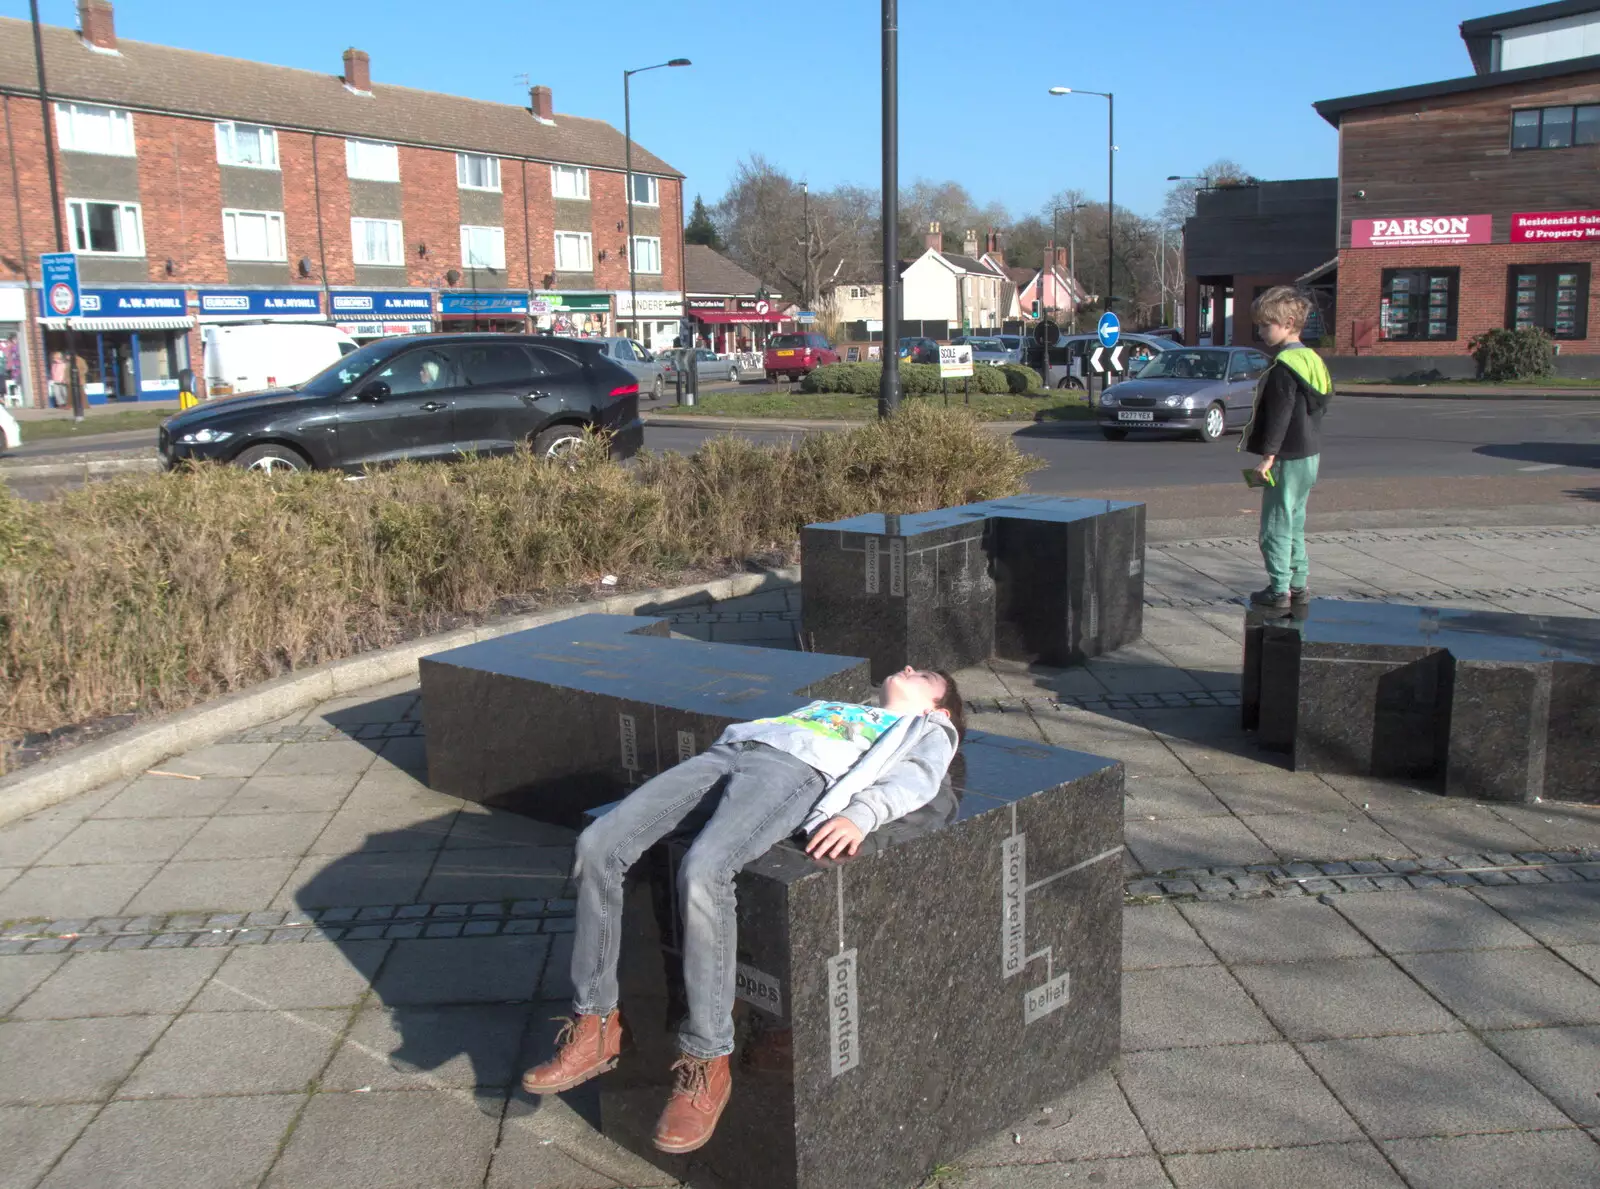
[160,333,644,473]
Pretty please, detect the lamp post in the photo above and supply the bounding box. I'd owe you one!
[1049,87,1114,314]
[799,180,810,311]
[879,0,900,418]
[623,58,690,346]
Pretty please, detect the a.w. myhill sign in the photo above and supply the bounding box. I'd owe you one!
[1352,215,1492,248]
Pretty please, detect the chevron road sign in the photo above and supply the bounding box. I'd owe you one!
[1088,344,1126,374]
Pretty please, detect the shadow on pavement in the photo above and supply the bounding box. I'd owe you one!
[1474,442,1600,468]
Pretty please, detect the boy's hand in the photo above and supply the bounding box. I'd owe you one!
[806,816,864,860]
[1253,455,1276,482]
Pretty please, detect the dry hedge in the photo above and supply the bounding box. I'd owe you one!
[0,404,1038,743]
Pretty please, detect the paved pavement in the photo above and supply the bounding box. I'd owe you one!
[1,525,1598,1187]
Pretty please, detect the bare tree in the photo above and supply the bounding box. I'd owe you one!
[1159,159,1255,227]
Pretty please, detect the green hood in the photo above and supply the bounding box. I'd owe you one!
[1276,346,1330,396]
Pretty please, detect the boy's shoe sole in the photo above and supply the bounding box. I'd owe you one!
[1249,589,1291,609]
[520,1055,618,1095]
[1290,587,1310,604]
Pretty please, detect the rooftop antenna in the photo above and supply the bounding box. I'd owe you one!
[514,72,530,98]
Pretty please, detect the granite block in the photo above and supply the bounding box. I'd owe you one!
[1547,662,1600,804]
[1445,661,1550,802]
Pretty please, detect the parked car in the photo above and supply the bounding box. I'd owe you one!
[1033,332,1174,389]
[660,348,748,384]
[963,336,1022,367]
[764,332,838,381]
[202,322,359,398]
[897,336,940,364]
[1143,326,1186,344]
[592,336,667,400]
[1096,345,1272,442]
[159,333,644,473]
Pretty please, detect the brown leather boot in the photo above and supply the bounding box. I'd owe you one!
[521,1011,624,1094]
[653,1053,732,1153]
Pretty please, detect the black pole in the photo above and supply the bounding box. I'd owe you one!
[1106,92,1115,313]
[878,0,899,418]
[31,0,81,420]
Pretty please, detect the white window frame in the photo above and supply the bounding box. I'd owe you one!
[214,121,279,169]
[66,198,144,256]
[345,138,400,182]
[628,174,660,207]
[630,235,662,275]
[456,153,501,192]
[54,102,135,156]
[460,224,506,270]
[551,164,590,200]
[222,208,287,262]
[553,231,593,272]
[351,216,405,266]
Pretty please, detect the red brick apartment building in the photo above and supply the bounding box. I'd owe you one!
[0,1,684,405]
[1315,0,1600,378]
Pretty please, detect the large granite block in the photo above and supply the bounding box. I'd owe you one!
[1242,600,1600,804]
[419,614,871,827]
[802,495,1145,680]
[597,730,1124,1189]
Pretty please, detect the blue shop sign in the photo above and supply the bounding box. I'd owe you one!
[40,287,186,317]
[439,292,529,316]
[198,289,323,319]
[329,290,435,318]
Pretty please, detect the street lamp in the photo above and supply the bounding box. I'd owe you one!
[880,0,900,418]
[1049,87,1114,314]
[799,180,810,311]
[623,58,690,345]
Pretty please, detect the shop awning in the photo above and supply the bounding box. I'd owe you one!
[693,310,786,324]
[40,316,195,331]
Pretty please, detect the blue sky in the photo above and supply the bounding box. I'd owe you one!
[14,0,1502,219]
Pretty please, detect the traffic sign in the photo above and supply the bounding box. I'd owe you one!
[41,251,80,319]
[1097,311,1120,349]
[1033,319,1061,346]
[754,299,771,315]
[1088,344,1126,374]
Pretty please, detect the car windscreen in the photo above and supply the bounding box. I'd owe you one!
[297,338,408,396]
[1135,349,1229,381]
[769,334,807,349]
[967,338,1003,352]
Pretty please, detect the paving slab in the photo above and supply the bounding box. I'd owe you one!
[39,1095,301,1189]
[0,953,67,1014]
[0,816,81,868]
[1166,1141,1407,1189]
[0,1015,170,1105]
[1381,1130,1600,1189]
[1122,966,1280,1050]
[35,818,205,867]
[174,812,332,860]
[0,863,160,921]
[1177,899,1377,965]
[1122,904,1219,970]
[1316,774,1450,812]
[1483,1026,1600,1125]
[154,743,280,778]
[121,857,297,916]
[1473,882,1600,946]
[1487,802,1600,849]
[1233,956,1463,1041]
[957,1156,1175,1188]
[443,808,577,850]
[218,774,361,816]
[118,1008,345,1097]
[1367,805,1543,856]
[0,1104,98,1189]
[1125,816,1278,872]
[488,1093,680,1189]
[372,935,550,1006]
[191,938,389,1011]
[310,693,418,725]
[1196,772,1352,817]
[1123,775,1231,820]
[306,805,458,855]
[1117,1042,1362,1153]
[12,948,226,1019]
[1395,948,1600,1028]
[1240,811,1413,862]
[254,740,379,778]
[321,1003,532,1091]
[1332,888,1539,953]
[1561,944,1600,981]
[1298,1031,1572,1139]
[91,776,243,820]
[276,851,437,909]
[952,1069,1153,1166]
[415,846,573,903]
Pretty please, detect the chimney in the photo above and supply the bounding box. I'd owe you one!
[987,228,1005,266]
[530,85,554,123]
[78,0,116,51]
[923,221,942,252]
[342,47,371,94]
[962,228,979,258]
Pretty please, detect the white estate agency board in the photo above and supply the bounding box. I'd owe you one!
[938,343,973,378]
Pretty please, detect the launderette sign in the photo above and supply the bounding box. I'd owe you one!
[1352,215,1492,247]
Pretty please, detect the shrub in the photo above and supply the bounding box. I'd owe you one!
[802,361,1010,396]
[997,364,1044,394]
[1468,327,1556,381]
[0,405,1041,745]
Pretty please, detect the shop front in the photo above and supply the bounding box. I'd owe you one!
[196,288,324,324]
[0,286,31,406]
[532,292,610,338]
[40,287,192,402]
[690,297,788,354]
[329,290,435,341]
[613,290,682,350]
[438,291,529,333]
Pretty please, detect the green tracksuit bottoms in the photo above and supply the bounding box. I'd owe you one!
[1259,454,1320,593]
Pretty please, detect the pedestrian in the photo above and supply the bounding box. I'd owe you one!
[48,350,68,409]
[522,666,966,1153]
[1243,286,1332,610]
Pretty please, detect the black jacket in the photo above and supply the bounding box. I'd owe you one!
[1244,346,1331,460]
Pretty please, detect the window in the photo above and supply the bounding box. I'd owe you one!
[66,199,143,255]
[460,344,534,386]
[1506,264,1590,340]
[553,231,592,271]
[460,225,506,270]
[351,217,404,266]
[529,347,581,376]
[54,102,134,155]
[848,286,872,299]
[630,236,662,274]
[457,153,500,191]
[628,174,659,206]
[1230,351,1272,381]
[223,209,286,261]
[371,347,462,396]
[551,164,589,199]
[215,122,278,168]
[345,138,399,181]
[1511,104,1600,150]
[1380,268,1459,341]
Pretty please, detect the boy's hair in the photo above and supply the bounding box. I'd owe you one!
[933,670,966,743]
[1251,286,1313,332]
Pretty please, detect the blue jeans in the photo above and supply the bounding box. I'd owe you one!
[569,741,825,1059]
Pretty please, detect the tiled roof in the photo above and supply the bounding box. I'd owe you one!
[1003,266,1037,286]
[683,245,768,296]
[0,18,680,177]
[937,252,1004,276]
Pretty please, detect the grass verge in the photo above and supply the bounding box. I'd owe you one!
[13,408,171,442]
[1338,377,1600,390]
[660,390,1092,421]
[0,404,1040,749]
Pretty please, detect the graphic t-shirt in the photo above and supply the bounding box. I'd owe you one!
[757,701,901,746]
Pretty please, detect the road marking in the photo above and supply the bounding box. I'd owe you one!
[1517,463,1566,472]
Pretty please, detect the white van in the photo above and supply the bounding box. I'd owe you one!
[202,323,359,398]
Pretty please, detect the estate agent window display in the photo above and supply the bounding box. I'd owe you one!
[1380,267,1459,342]
[1507,264,1590,341]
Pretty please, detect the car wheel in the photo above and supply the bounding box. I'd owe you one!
[532,425,588,461]
[728,366,740,383]
[1057,375,1085,390]
[1197,402,1226,442]
[652,376,664,400]
[234,443,308,474]
[1100,428,1128,441]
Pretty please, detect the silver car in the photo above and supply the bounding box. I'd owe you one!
[963,336,1020,367]
[661,348,749,384]
[1097,345,1273,442]
[593,337,667,400]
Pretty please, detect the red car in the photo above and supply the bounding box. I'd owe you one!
[763,332,838,381]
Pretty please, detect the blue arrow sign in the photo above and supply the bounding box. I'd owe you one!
[1097,311,1120,349]
[41,252,80,319]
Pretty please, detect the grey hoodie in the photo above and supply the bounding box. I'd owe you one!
[719,700,959,836]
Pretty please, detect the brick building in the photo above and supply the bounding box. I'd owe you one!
[1315,0,1600,378]
[0,1,683,406]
